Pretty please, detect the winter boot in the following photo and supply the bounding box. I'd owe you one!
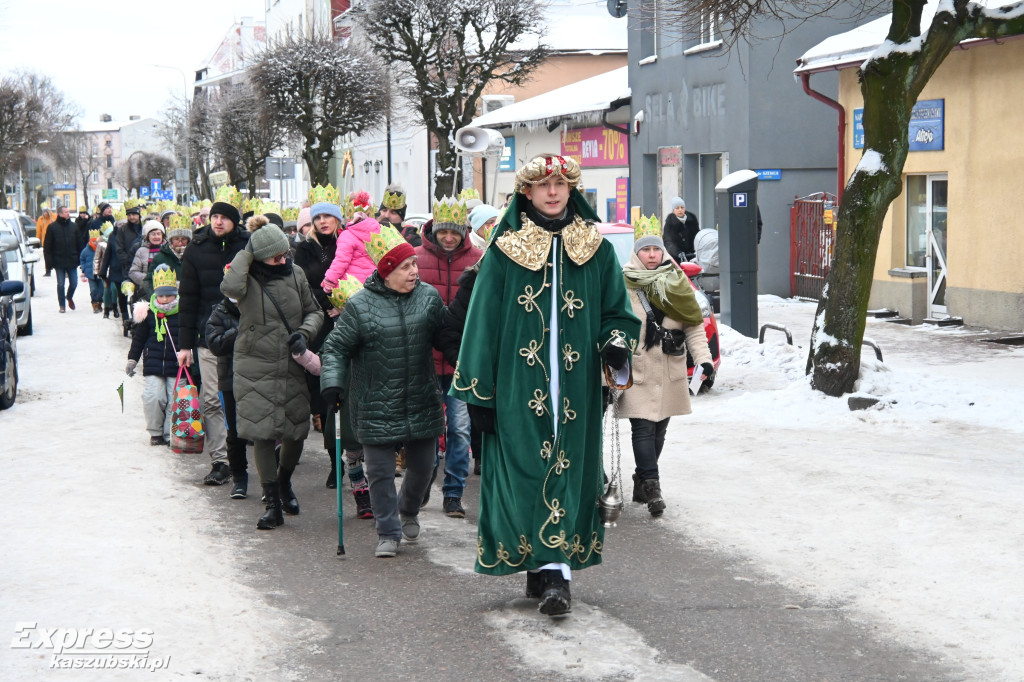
[230,472,248,500]
[122,318,131,337]
[92,302,101,313]
[278,466,300,516]
[353,485,373,519]
[102,306,110,319]
[256,483,284,530]
[525,570,544,599]
[112,307,119,318]
[538,569,572,616]
[639,478,666,517]
[632,473,646,503]
[443,497,465,518]
[326,453,338,489]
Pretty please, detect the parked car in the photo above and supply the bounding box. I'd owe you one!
[597,222,720,388]
[0,250,24,409]
[401,213,431,232]
[0,209,40,293]
[0,212,39,336]
[18,213,36,239]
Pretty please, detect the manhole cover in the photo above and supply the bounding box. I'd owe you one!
[984,336,1024,346]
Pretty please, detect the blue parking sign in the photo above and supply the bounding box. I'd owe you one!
[733,192,747,208]
[140,187,150,198]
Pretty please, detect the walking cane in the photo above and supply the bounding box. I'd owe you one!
[335,407,345,557]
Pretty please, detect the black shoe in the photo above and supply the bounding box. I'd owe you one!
[203,462,231,486]
[474,458,481,476]
[525,571,544,599]
[150,436,167,446]
[538,570,572,616]
[353,486,373,519]
[640,478,666,516]
[230,473,248,499]
[632,473,645,503]
[443,496,465,518]
[278,467,300,515]
[122,319,131,337]
[112,308,119,318]
[326,463,337,489]
[103,309,110,319]
[257,483,284,529]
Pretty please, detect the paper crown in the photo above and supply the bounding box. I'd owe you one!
[152,264,178,293]
[168,213,193,231]
[342,191,373,221]
[78,205,88,213]
[123,198,141,210]
[113,209,127,222]
[514,155,583,193]
[432,196,469,227]
[327,274,364,310]
[633,214,662,242]
[458,188,480,202]
[215,185,243,209]
[381,185,406,210]
[365,223,408,265]
[308,184,341,206]
[88,229,101,240]
[281,207,299,221]
[259,200,281,215]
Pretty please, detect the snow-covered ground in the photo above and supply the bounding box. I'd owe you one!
[3,288,1022,680]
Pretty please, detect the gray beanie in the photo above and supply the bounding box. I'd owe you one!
[432,220,469,239]
[671,197,685,210]
[247,216,291,260]
[634,234,666,254]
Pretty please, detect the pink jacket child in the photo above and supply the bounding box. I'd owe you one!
[322,214,379,290]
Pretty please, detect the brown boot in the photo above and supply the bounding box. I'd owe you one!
[92,302,101,313]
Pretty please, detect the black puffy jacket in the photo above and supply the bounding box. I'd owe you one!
[204,297,239,391]
[293,231,337,351]
[43,218,84,269]
[128,305,181,377]
[177,225,249,350]
[319,273,445,445]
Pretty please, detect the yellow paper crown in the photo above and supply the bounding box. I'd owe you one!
[123,198,141,210]
[152,264,178,292]
[632,214,662,242]
[432,196,469,227]
[88,229,100,240]
[168,213,193,231]
[78,205,88,213]
[260,201,281,215]
[327,274,364,310]
[281,207,299,221]
[458,188,479,202]
[381,186,406,210]
[113,209,127,222]
[241,197,258,214]
[341,194,356,221]
[308,184,341,206]
[365,223,407,265]
[215,185,243,209]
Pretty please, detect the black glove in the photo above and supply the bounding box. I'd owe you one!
[700,362,715,388]
[288,332,307,355]
[602,344,628,371]
[321,387,343,411]
[467,403,496,434]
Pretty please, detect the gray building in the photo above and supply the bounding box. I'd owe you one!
[626,6,882,295]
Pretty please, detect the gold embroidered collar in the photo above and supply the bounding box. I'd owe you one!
[496,214,602,271]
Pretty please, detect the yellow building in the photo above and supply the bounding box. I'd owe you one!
[798,15,1024,330]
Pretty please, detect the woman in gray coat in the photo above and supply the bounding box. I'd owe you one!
[222,216,323,530]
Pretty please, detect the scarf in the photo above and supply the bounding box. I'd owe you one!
[522,199,577,233]
[150,296,179,342]
[251,260,293,280]
[623,261,704,327]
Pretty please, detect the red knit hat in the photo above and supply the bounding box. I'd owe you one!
[366,223,416,280]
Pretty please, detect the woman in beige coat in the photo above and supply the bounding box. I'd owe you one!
[617,220,713,516]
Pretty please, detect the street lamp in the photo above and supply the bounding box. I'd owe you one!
[153,64,190,203]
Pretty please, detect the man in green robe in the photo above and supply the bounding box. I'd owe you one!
[450,154,640,617]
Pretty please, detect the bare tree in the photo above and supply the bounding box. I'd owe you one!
[0,71,77,209]
[213,88,289,198]
[116,152,175,197]
[248,30,388,186]
[662,0,1024,396]
[359,0,548,198]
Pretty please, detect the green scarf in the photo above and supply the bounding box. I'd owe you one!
[623,262,704,326]
[149,297,179,342]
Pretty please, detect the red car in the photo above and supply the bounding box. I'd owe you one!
[597,222,720,389]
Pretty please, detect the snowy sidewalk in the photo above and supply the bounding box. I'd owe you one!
[654,296,1024,681]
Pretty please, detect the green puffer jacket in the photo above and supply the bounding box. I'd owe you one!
[320,272,445,445]
[221,250,323,442]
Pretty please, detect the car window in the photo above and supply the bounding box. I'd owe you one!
[603,232,634,267]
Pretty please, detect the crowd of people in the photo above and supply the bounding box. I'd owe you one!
[35,155,714,619]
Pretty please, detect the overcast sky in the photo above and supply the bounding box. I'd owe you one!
[0,0,266,127]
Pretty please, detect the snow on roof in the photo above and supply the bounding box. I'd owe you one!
[471,66,629,130]
[796,0,1024,74]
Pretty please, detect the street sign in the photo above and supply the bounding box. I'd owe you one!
[264,157,296,180]
[140,187,150,198]
[732,192,748,208]
[102,189,120,201]
[209,171,230,186]
[175,168,188,183]
[151,179,162,196]
[161,190,174,201]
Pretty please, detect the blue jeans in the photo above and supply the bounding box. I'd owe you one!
[54,266,78,307]
[436,374,471,498]
[88,277,103,304]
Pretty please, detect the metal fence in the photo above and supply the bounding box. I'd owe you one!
[789,192,838,299]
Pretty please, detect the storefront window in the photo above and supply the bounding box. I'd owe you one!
[905,175,928,267]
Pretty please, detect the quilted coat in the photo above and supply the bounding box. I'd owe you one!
[221,250,323,441]
[319,272,445,445]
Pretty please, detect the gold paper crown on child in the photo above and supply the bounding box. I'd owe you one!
[215,185,243,209]
[327,274,364,310]
[88,229,101,240]
[632,214,662,242]
[365,223,407,265]
[308,184,341,206]
[341,194,356,221]
[168,213,193,231]
[381,185,406,210]
[458,188,479,202]
[513,155,583,194]
[152,265,178,291]
[432,196,468,227]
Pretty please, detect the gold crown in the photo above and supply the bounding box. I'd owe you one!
[113,209,127,222]
[365,223,408,265]
[123,198,141,210]
[341,194,356,220]
[215,185,243,209]
[260,201,281,215]
[432,196,468,227]
[513,155,583,194]
[458,188,480,202]
[308,184,341,206]
[632,214,662,242]
[78,205,88,213]
[327,274,364,310]
[241,197,257,214]
[152,265,178,292]
[88,229,101,240]
[168,213,193,231]
[281,207,299,221]
[381,186,405,210]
